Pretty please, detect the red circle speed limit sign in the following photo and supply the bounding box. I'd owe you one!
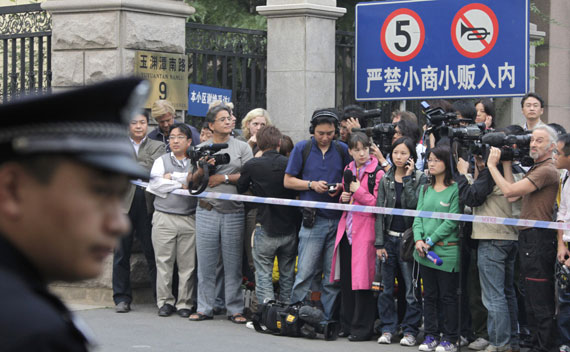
[451,3,499,58]
[380,8,425,62]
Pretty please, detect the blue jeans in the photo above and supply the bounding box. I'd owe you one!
[559,283,570,346]
[477,240,519,349]
[195,208,244,316]
[252,224,297,304]
[290,215,340,320]
[377,234,422,336]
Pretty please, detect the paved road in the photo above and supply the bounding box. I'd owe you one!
[77,303,412,352]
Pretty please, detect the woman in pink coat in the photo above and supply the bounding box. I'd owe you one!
[330,132,384,341]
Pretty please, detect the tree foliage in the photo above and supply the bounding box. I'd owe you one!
[185,0,358,31]
[185,0,267,30]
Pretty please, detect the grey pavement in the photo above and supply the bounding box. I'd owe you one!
[76,303,412,352]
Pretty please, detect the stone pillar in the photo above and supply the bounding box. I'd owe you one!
[495,23,545,128]
[42,0,194,306]
[43,0,194,89]
[257,0,345,142]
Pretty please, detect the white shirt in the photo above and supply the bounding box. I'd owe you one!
[147,152,189,198]
[130,136,147,156]
[557,170,570,242]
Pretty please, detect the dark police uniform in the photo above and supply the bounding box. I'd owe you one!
[0,77,150,351]
[0,235,92,351]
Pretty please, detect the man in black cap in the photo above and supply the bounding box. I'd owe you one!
[0,77,150,351]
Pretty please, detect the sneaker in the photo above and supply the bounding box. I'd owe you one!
[459,336,470,347]
[435,341,458,352]
[378,332,393,344]
[469,337,490,350]
[484,344,511,352]
[419,336,440,352]
[559,345,570,352]
[400,334,417,346]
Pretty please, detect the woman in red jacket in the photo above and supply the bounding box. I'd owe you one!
[330,132,384,341]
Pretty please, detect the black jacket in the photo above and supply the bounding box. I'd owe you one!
[0,235,90,352]
[237,150,300,235]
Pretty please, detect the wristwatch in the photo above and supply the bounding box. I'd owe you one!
[224,174,230,184]
[381,161,389,168]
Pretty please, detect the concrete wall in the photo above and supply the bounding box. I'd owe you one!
[532,0,570,131]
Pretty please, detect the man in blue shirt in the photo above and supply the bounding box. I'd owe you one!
[284,108,350,320]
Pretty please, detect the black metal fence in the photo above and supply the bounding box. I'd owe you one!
[0,4,52,103]
[185,22,266,125]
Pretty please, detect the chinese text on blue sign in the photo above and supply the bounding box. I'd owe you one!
[188,84,232,117]
[355,0,528,101]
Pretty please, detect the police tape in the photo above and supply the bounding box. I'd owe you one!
[133,180,570,231]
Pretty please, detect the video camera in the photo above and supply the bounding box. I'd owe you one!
[475,132,533,166]
[252,300,339,341]
[348,106,394,155]
[187,143,231,194]
[352,123,394,155]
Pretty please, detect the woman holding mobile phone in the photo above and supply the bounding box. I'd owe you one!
[375,137,427,346]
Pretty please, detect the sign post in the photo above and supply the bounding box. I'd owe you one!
[356,0,528,101]
[134,51,188,110]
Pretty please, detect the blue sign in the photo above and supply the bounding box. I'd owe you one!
[188,84,232,117]
[355,0,528,101]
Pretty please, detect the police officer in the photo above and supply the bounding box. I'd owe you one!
[0,77,150,351]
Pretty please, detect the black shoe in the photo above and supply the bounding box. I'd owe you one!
[338,331,350,338]
[348,334,371,342]
[158,304,176,317]
[115,301,131,313]
[177,309,192,318]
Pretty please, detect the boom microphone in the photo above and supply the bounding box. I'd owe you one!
[422,248,443,266]
[343,169,354,192]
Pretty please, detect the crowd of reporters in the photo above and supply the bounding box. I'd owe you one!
[116,93,570,352]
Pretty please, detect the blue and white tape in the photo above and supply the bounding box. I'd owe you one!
[133,180,570,231]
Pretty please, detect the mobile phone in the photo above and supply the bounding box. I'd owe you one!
[325,183,338,193]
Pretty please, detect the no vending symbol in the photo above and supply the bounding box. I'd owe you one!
[451,3,499,58]
[380,8,425,62]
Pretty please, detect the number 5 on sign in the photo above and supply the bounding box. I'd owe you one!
[381,8,425,62]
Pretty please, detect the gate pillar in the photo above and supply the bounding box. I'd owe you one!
[42,0,193,89]
[257,0,345,142]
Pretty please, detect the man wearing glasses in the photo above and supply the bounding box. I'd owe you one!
[147,124,197,318]
[189,104,253,323]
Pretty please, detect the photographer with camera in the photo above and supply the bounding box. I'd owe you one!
[189,104,253,323]
[284,108,350,321]
[454,126,526,352]
[147,124,196,318]
[486,125,560,352]
[375,137,427,346]
[554,133,570,352]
